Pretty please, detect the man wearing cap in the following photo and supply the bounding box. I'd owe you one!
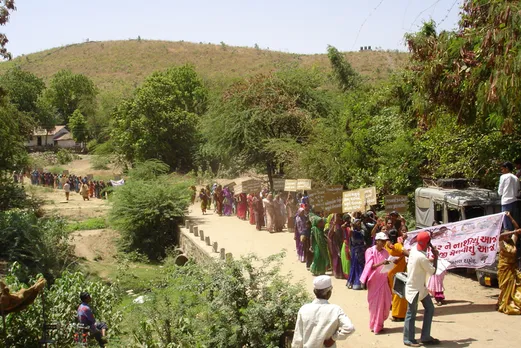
[292,275,355,347]
[403,232,439,347]
[498,162,520,231]
[77,292,108,347]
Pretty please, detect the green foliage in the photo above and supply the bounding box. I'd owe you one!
[90,154,111,170]
[0,96,29,171]
[2,266,122,348]
[129,254,310,347]
[66,217,108,233]
[44,69,97,124]
[327,45,361,92]
[203,68,336,187]
[111,65,208,172]
[56,148,73,164]
[47,166,65,174]
[109,161,192,260]
[0,209,74,282]
[127,159,170,180]
[68,109,88,145]
[0,175,41,213]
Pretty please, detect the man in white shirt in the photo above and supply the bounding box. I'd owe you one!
[498,162,520,230]
[292,275,355,348]
[403,232,439,347]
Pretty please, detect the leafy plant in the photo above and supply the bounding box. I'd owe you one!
[65,217,108,233]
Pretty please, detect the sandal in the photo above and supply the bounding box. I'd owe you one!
[421,338,441,345]
[404,342,421,347]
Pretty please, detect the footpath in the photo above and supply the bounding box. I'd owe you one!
[185,206,517,347]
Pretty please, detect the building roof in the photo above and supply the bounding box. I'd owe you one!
[54,132,74,141]
[33,125,66,136]
[415,186,500,207]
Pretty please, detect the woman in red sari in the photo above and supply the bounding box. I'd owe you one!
[247,193,256,225]
[236,193,247,220]
[214,185,224,216]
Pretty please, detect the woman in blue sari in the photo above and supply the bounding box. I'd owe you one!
[347,219,366,290]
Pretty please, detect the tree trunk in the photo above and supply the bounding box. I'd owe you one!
[266,160,274,193]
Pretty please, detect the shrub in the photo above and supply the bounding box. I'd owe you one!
[129,254,310,347]
[109,161,192,260]
[2,266,122,347]
[48,166,65,174]
[56,149,73,165]
[90,155,111,170]
[65,217,108,233]
[0,209,74,282]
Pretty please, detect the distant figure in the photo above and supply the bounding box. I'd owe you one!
[292,275,355,347]
[63,181,71,201]
[498,162,520,230]
[80,182,89,201]
[77,292,108,347]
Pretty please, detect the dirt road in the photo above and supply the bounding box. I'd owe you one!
[186,205,516,348]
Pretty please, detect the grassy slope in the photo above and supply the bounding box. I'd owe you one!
[0,40,408,94]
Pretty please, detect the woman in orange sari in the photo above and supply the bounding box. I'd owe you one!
[385,228,409,321]
[497,212,521,315]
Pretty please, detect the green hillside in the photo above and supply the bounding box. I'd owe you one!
[0,40,408,94]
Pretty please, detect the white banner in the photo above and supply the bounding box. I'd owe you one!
[110,179,125,187]
[404,213,505,269]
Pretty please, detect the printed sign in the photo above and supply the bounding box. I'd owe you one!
[342,190,364,212]
[404,213,505,269]
[361,186,377,206]
[62,170,69,176]
[224,182,236,188]
[236,179,262,194]
[385,195,408,213]
[284,179,298,192]
[87,174,94,180]
[272,178,286,191]
[297,179,312,191]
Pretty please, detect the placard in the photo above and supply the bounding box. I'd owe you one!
[342,190,364,212]
[240,179,262,193]
[361,186,377,206]
[87,174,94,180]
[310,186,344,214]
[233,184,243,194]
[284,179,298,192]
[62,170,69,176]
[272,178,286,191]
[297,179,312,191]
[224,182,236,188]
[385,195,408,213]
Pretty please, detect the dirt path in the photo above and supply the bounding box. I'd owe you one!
[186,205,516,348]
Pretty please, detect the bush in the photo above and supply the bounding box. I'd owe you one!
[48,166,65,174]
[56,148,73,165]
[2,266,122,347]
[0,209,74,282]
[65,217,108,233]
[129,254,310,347]
[91,155,111,170]
[109,161,193,260]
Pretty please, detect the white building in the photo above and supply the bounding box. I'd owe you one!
[26,126,78,148]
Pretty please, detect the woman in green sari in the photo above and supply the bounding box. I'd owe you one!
[310,216,330,276]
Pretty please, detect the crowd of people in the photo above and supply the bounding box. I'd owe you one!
[20,169,112,201]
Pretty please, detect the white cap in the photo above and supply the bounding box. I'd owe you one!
[313,275,332,290]
[375,232,389,241]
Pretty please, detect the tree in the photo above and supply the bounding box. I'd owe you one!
[44,69,97,124]
[204,68,334,188]
[0,0,16,60]
[69,109,88,146]
[0,96,29,171]
[111,65,207,171]
[327,45,361,92]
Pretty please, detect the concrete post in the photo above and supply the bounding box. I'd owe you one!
[194,226,198,237]
[185,220,189,229]
[225,252,233,261]
[189,224,194,234]
[205,236,211,246]
[220,248,225,260]
[199,230,204,241]
[212,242,218,253]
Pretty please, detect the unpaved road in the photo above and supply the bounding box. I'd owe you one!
[185,205,517,348]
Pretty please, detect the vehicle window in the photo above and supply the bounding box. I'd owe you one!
[464,206,485,219]
[434,202,443,223]
[447,207,461,222]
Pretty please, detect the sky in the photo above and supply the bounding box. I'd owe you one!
[3,0,463,57]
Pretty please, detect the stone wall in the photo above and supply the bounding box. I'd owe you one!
[178,229,214,264]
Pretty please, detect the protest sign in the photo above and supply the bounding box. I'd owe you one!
[385,195,408,213]
[87,174,94,180]
[272,178,285,191]
[236,179,262,193]
[309,186,343,213]
[361,186,377,206]
[284,179,298,192]
[404,213,505,269]
[62,170,69,176]
[224,182,236,188]
[342,190,364,212]
[110,179,125,187]
[297,179,312,191]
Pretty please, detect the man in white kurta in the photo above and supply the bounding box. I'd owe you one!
[292,276,355,348]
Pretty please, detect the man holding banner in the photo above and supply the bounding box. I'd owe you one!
[403,232,439,347]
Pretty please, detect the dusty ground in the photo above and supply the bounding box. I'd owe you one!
[185,204,517,348]
[70,228,119,262]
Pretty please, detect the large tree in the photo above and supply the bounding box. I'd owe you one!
[203,68,335,188]
[44,70,97,124]
[111,65,208,171]
[0,0,15,60]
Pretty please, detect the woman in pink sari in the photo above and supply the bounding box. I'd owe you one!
[360,232,392,334]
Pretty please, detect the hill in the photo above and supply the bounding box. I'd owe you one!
[0,40,408,94]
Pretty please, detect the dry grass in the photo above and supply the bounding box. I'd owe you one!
[0,40,408,94]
